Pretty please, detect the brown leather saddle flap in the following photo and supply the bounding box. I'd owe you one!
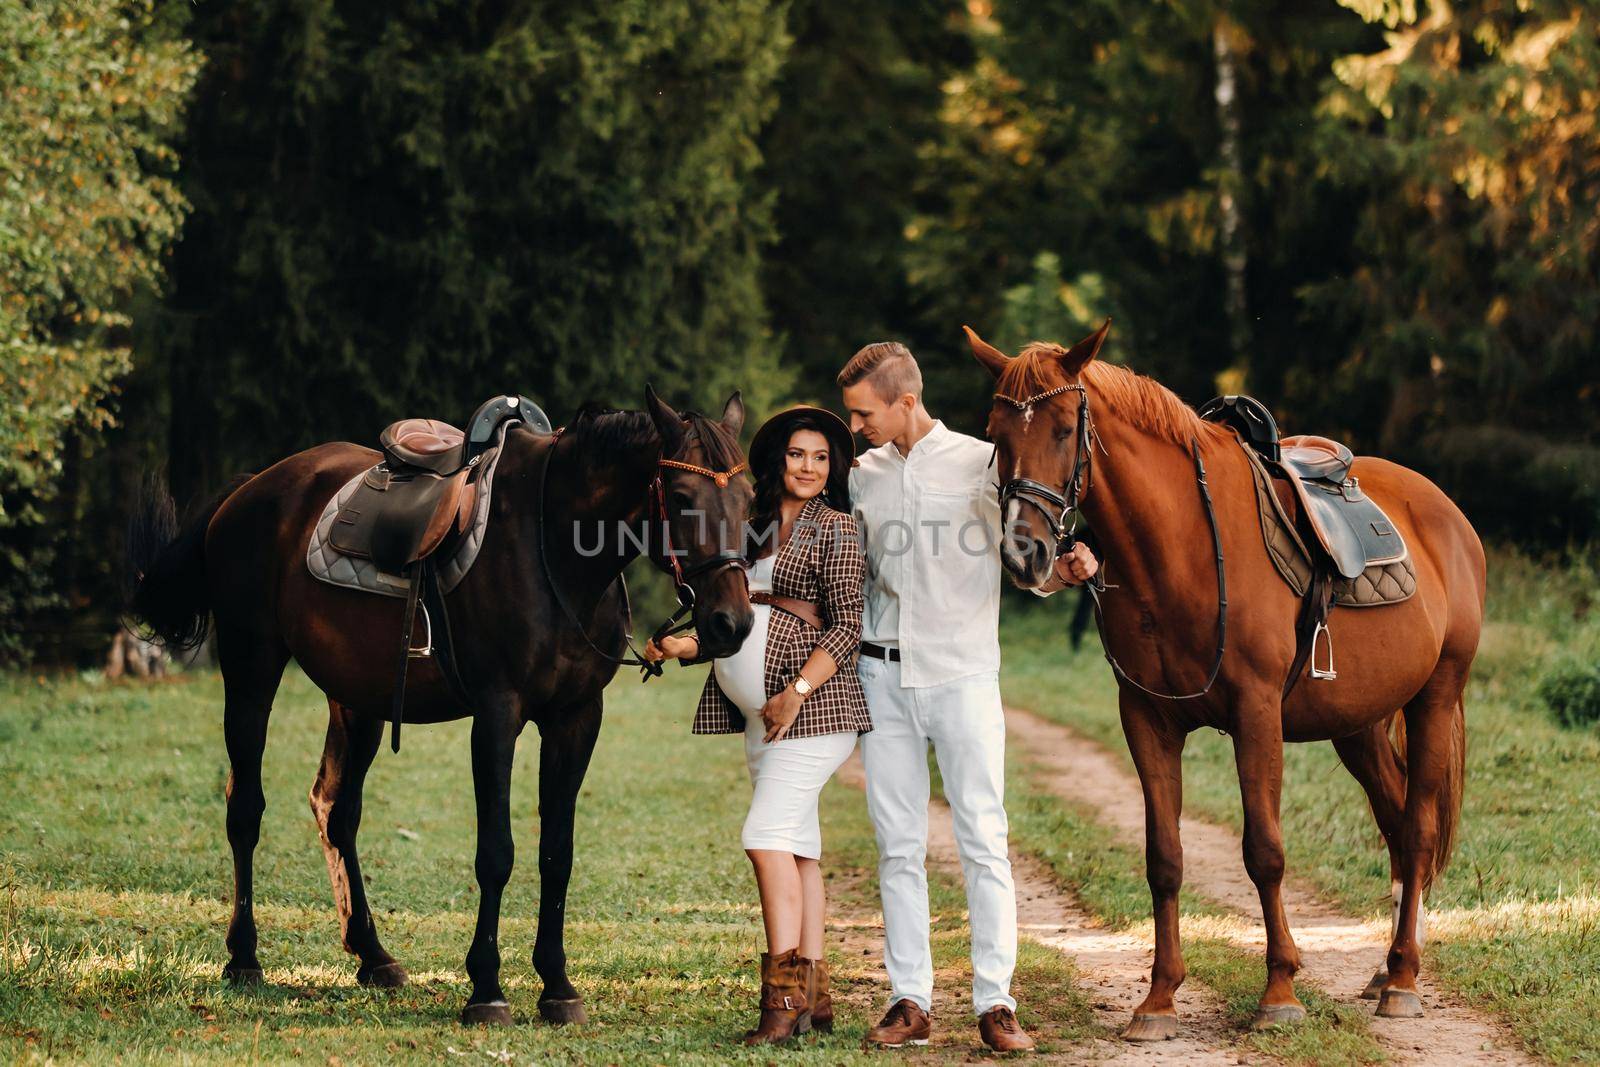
[329,463,476,573]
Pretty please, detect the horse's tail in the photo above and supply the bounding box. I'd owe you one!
[126,472,253,653]
[1386,698,1466,885]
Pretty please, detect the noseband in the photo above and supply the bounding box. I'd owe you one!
[991,380,1229,702]
[536,428,749,681]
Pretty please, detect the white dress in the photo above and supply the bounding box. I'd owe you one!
[712,552,856,859]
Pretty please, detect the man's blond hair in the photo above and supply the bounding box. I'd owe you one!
[836,341,923,404]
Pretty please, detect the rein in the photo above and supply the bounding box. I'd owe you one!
[993,382,1229,701]
[535,427,748,682]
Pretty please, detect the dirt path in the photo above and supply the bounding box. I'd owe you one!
[1005,706,1533,1065]
[832,755,1242,1064]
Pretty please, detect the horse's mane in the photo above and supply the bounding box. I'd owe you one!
[996,343,1226,447]
[568,402,743,467]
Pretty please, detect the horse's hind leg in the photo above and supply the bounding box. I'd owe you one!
[218,629,289,985]
[531,698,603,1025]
[310,699,406,988]
[1332,719,1411,999]
[1381,669,1468,1019]
[1232,697,1306,1030]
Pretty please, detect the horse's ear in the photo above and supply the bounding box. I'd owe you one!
[1061,318,1112,374]
[963,325,1010,380]
[645,383,686,455]
[721,390,746,438]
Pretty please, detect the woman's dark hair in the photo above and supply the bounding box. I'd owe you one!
[746,415,852,563]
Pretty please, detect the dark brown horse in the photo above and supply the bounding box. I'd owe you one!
[967,324,1484,1037]
[128,387,754,1026]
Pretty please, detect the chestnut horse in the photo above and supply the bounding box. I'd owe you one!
[967,323,1484,1037]
[128,387,754,1026]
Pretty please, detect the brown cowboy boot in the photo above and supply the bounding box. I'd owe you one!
[978,1005,1036,1053]
[865,998,931,1048]
[800,955,833,1033]
[743,949,809,1046]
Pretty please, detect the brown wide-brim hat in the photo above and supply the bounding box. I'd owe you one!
[748,405,859,475]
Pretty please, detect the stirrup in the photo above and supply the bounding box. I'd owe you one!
[1310,619,1337,679]
[408,603,434,658]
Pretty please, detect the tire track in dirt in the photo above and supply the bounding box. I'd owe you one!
[1005,706,1533,1065]
[832,754,1241,1063]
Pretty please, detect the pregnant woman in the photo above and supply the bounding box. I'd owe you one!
[644,405,870,1046]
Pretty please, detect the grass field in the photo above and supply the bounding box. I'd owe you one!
[1000,548,1600,1063]
[0,662,1096,1064]
[2,549,1592,1063]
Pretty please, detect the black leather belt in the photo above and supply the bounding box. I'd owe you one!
[860,641,901,662]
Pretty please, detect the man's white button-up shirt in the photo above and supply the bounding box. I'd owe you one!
[848,420,1004,689]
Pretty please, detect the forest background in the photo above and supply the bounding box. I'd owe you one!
[3,0,1596,664]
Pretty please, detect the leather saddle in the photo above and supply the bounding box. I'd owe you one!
[1200,395,1409,691]
[1276,434,1405,580]
[330,395,551,574]
[326,394,553,754]
[1198,397,1404,580]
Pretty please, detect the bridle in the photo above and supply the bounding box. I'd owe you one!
[992,379,1230,702]
[536,426,749,682]
[993,383,1093,548]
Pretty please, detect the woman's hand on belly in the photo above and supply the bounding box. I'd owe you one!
[760,685,804,743]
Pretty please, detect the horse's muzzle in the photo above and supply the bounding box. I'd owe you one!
[698,605,754,659]
[1001,537,1054,589]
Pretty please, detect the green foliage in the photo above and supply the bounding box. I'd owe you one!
[992,253,1120,357]
[759,0,970,410]
[154,0,796,501]
[1540,660,1600,729]
[0,0,199,662]
[1305,0,1600,539]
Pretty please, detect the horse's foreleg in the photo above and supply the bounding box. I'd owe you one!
[1332,721,1410,999]
[1120,701,1189,1042]
[218,632,288,985]
[310,699,405,988]
[1232,704,1306,1030]
[531,699,602,1025]
[461,699,524,1025]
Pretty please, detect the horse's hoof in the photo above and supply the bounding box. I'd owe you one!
[222,965,263,987]
[357,961,409,989]
[538,997,588,1025]
[1359,969,1389,1000]
[1376,988,1424,1019]
[1250,1003,1307,1031]
[1123,1013,1179,1041]
[461,1000,514,1027]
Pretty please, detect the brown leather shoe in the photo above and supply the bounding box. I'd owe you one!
[801,956,833,1033]
[865,998,930,1048]
[743,949,809,1046]
[978,1005,1036,1052]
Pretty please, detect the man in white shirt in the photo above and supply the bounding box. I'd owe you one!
[838,341,1095,1052]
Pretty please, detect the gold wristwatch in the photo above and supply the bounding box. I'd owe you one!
[792,674,815,698]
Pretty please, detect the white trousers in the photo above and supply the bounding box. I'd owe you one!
[858,655,1017,1015]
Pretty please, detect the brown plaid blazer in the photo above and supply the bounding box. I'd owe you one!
[688,494,871,740]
